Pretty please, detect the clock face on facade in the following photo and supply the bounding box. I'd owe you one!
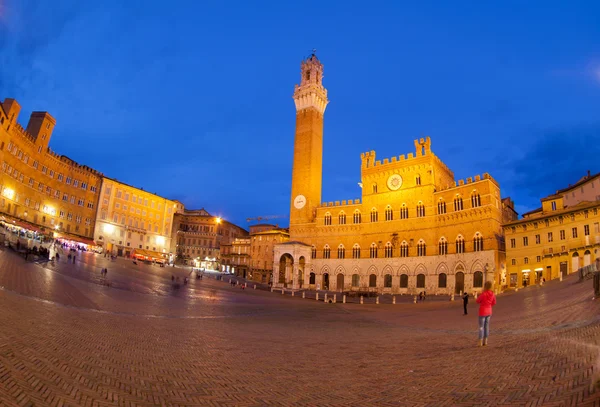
[294,195,306,209]
[387,174,403,191]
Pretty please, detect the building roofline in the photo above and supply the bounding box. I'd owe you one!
[103,176,176,202]
[553,172,600,196]
[503,200,600,227]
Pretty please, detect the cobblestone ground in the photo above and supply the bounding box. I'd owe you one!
[0,248,598,406]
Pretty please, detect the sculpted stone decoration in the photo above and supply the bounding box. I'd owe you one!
[387,174,403,191]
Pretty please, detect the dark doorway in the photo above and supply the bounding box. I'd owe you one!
[455,272,465,294]
[336,273,344,291]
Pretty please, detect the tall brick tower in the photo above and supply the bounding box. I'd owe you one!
[290,53,328,228]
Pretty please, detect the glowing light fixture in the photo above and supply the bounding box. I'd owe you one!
[216,217,222,224]
[103,224,115,234]
[2,188,14,199]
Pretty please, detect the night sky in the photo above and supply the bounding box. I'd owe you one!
[1,1,599,227]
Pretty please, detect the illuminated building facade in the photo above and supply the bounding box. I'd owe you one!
[172,208,248,269]
[250,224,289,283]
[0,98,101,244]
[504,172,600,287]
[274,55,517,294]
[93,177,182,259]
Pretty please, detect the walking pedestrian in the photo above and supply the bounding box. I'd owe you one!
[462,292,469,315]
[476,281,497,346]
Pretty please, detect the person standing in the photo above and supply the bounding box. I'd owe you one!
[462,292,469,315]
[476,281,497,346]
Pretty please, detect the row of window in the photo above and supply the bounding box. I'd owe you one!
[509,223,599,248]
[6,141,96,192]
[2,161,96,210]
[323,195,482,225]
[100,212,169,234]
[107,186,170,212]
[103,200,163,220]
[509,208,598,232]
[307,271,485,289]
[312,235,485,259]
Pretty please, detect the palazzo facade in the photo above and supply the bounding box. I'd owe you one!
[273,55,517,294]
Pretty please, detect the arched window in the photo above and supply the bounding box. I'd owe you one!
[438,273,447,288]
[524,257,529,264]
[352,244,361,259]
[309,272,316,284]
[323,245,331,259]
[417,240,426,256]
[415,174,421,186]
[372,183,378,194]
[454,195,464,211]
[416,274,425,288]
[370,208,378,222]
[400,241,409,257]
[437,199,446,214]
[369,274,377,287]
[473,233,484,251]
[400,203,409,219]
[337,244,345,259]
[438,237,448,255]
[473,271,483,288]
[385,205,393,221]
[456,235,465,254]
[400,274,408,288]
[338,212,346,225]
[352,274,359,287]
[353,210,362,224]
[416,202,425,217]
[311,246,316,259]
[324,212,332,226]
[471,191,481,208]
[370,243,378,258]
[384,242,393,258]
[384,274,392,287]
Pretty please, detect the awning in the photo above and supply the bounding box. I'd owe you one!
[132,249,166,261]
[1,219,44,234]
[55,233,97,246]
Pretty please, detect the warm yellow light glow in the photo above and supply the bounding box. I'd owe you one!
[2,188,14,199]
[216,217,222,224]
[156,236,165,245]
[103,224,115,234]
[54,225,59,230]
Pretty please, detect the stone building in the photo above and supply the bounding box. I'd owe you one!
[0,98,102,245]
[273,55,515,294]
[222,237,251,276]
[92,177,182,260]
[503,172,600,287]
[249,224,289,283]
[172,208,248,269]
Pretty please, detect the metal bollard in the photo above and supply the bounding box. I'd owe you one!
[324,293,328,303]
[515,287,519,292]
[474,292,478,300]
[316,292,319,301]
[302,291,306,299]
[253,285,256,290]
[451,294,454,301]
[376,296,379,304]
[281,289,284,295]
[360,296,364,304]
[343,294,346,303]
[291,291,294,297]
[333,294,336,303]
[392,296,396,304]
[413,296,417,304]
[559,275,563,282]
[459,290,463,296]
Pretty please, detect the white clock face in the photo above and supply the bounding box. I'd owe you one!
[387,174,403,191]
[294,195,306,209]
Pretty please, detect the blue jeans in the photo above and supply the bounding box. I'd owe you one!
[478,315,491,340]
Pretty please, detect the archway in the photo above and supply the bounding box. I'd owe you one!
[278,254,293,287]
[298,256,305,287]
[337,273,344,291]
[584,250,591,267]
[322,273,330,290]
[309,272,316,285]
[572,252,580,273]
[455,272,465,294]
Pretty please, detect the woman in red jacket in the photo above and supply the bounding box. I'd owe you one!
[476,281,496,346]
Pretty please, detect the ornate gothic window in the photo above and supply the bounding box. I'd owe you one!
[311,246,316,259]
[415,174,421,186]
[416,202,425,217]
[352,244,361,259]
[372,183,378,194]
[353,210,362,224]
[324,212,332,226]
[338,212,346,225]
[337,244,345,259]
[400,204,409,219]
[473,233,484,251]
[352,274,359,287]
[438,237,448,255]
[437,199,446,214]
[400,274,408,288]
[384,274,392,287]
[417,240,426,256]
[400,241,409,257]
[370,208,378,223]
[370,243,378,259]
[454,196,464,211]
[323,245,331,259]
[385,205,393,221]
[456,235,465,254]
[471,191,481,208]
[384,242,393,258]
[473,271,483,288]
[438,273,447,288]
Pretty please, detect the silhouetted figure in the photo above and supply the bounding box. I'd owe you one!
[463,292,469,315]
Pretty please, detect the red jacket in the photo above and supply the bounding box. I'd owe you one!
[476,290,496,316]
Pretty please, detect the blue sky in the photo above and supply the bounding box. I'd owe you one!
[1,0,599,227]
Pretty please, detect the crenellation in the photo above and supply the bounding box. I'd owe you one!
[467,177,473,184]
[458,179,465,186]
[399,155,405,161]
[341,200,346,205]
[391,157,397,162]
[335,201,340,206]
[383,158,389,164]
[475,175,481,182]
[407,153,414,159]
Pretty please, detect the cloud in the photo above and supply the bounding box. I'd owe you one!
[490,123,600,213]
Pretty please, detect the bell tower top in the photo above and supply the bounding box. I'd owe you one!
[293,51,328,115]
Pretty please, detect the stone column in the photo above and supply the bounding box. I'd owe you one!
[292,264,299,289]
